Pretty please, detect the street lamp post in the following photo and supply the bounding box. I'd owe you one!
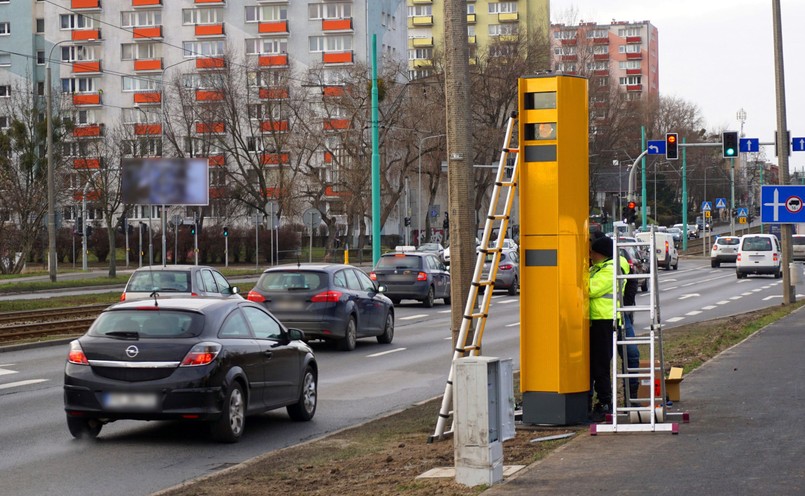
[417,133,446,246]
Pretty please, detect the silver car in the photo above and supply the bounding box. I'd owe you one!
[481,249,520,295]
[121,265,241,302]
[710,236,741,267]
[793,235,805,261]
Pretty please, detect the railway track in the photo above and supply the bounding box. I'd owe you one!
[0,304,107,343]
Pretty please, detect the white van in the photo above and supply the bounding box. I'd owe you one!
[635,231,679,270]
[736,234,782,279]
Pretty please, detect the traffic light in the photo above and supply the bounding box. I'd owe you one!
[626,201,637,224]
[190,223,196,236]
[404,217,411,227]
[75,217,83,236]
[665,133,679,160]
[722,131,739,158]
[223,226,229,237]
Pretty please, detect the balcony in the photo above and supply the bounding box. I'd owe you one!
[71,0,101,10]
[322,51,352,65]
[133,26,162,40]
[134,123,162,136]
[592,37,609,45]
[325,185,351,198]
[132,0,161,6]
[412,0,432,4]
[259,152,289,165]
[560,55,577,62]
[468,35,476,44]
[133,58,162,72]
[258,21,288,34]
[323,118,349,131]
[626,84,642,92]
[323,151,333,163]
[625,52,642,60]
[74,190,101,202]
[322,18,352,32]
[259,87,289,99]
[209,187,226,199]
[196,57,226,69]
[410,37,433,48]
[322,85,345,97]
[133,91,161,104]
[498,12,519,22]
[72,158,101,169]
[626,36,642,44]
[194,0,224,4]
[73,124,103,138]
[593,53,609,61]
[196,122,225,134]
[208,155,225,166]
[195,89,225,102]
[195,24,225,37]
[626,68,642,75]
[467,14,476,24]
[72,93,101,106]
[260,120,289,133]
[560,38,577,45]
[409,16,433,27]
[258,54,288,67]
[412,59,432,69]
[73,60,101,74]
[71,29,101,41]
[593,70,609,76]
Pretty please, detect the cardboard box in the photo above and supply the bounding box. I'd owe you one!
[665,367,684,402]
[635,361,684,403]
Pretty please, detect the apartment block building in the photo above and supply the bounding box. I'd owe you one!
[550,20,659,102]
[406,0,549,80]
[0,0,407,225]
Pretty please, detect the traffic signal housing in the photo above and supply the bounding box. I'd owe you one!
[626,201,637,224]
[665,133,679,160]
[722,131,739,158]
[223,226,229,237]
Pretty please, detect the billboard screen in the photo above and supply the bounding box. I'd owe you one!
[121,158,209,206]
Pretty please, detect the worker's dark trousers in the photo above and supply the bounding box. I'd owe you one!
[590,319,614,407]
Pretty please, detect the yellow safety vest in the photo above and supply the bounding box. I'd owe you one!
[589,258,615,321]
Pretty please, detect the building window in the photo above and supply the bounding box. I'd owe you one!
[37,82,44,95]
[586,62,607,71]
[36,18,45,33]
[407,5,432,17]
[121,43,160,61]
[618,44,641,54]
[592,45,609,55]
[121,76,160,92]
[595,77,608,87]
[555,63,576,72]
[617,27,642,37]
[489,24,518,37]
[0,53,10,66]
[37,51,45,64]
[619,75,642,85]
[182,40,226,58]
[586,29,607,39]
[619,60,641,70]
[245,38,288,55]
[309,35,352,53]
[553,30,576,40]
[408,48,432,60]
[0,22,10,35]
[488,2,518,14]
[553,46,576,56]
[182,8,223,25]
[60,14,94,29]
[122,108,159,124]
[308,2,351,20]
[0,85,10,97]
[62,77,97,93]
[246,5,287,22]
[121,10,162,28]
[61,45,97,62]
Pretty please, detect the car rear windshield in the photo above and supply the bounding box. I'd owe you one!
[89,310,204,338]
[127,271,191,293]
[793,237,805,246]
[376,254,422,270]
[718,238,741,246]
[742,237,772,251]
[257,271,326,291]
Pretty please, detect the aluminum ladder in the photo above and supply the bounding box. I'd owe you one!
[428,112,520,442]
[592,228,688,434]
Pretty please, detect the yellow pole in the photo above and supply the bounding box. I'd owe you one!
[344,243,349,265]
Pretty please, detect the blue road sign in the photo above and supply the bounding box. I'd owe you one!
[793,137,805,152]
[647,140,666,155]
[761,185,805,223]
[737,207,749,218]
[701,201,712,212]
[739,138,760,153]
[715,198,727,209]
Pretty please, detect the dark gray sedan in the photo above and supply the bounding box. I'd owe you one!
[370,252,451,307]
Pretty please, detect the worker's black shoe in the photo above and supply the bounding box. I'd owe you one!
[591,404,611,423]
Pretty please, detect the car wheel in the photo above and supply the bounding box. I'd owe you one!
[66,415,102,440]
[211,381,245,443]
[736,271,746,279]
[377,312,394,344]
[422,287,434,308]
[775,268,783,279]
[443,296,451,305]
[390,297,401,306]
[287,366,317,422]
[672,261,679,270]
[711,260,719,268]
[507,277,519,296]
[338,317,357,351]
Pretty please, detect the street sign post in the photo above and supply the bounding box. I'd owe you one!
[761,185,805,223]
[701,201,712,212]
[739,138,760,153]
[646,140,666,155]
[715,198,727,210]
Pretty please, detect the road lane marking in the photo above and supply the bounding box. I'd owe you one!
[498,299,517,304]
[666,317,684,323]
[752,289,763,292]
[665,286,678,291]
[678,294,700,300]
[0,379,48,390]
[702,305,717,310]
[0,365,18,376]
[729,296,742,300]
[438,310,451,314]
[505,322,520,327]
[741,292,754,296]
[681,282,698,287]
[716,300,730,305]
[366,348,406,358]
[685,310,702,316]
[399,314,428,320]
[763,295,781,301]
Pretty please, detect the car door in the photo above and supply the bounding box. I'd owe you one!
[211,269,236,298]
[199,269,219,297]
[342,268,380,334]
[217,308,264,407]
[427,255,450,299]
[241,305,299,407]
[353,268,387,332]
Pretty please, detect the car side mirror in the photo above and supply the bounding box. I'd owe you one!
[287,328,306,342]
[377,284,387,293]
[230,286,239,295]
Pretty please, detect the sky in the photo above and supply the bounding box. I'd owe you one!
[550,0,805,169]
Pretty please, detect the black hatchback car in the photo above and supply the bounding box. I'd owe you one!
[63,298,317,443]
[246,264,394,351]
[370,251,451,307]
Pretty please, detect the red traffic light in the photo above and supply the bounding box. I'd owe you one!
[627,201,636,209]
[667,135,677,144]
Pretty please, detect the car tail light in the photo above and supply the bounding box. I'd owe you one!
[499,264,514,271]
[369,272,377,281]
[67,341,89,365]
[417,272,428,281]
[246,290,266,303]
[120,293,126,302]
[737,253,742,262]
[180,342,222,367]
[774,253,779,262]
[665,241,669,255]
[312,290,342,303]
[712,245,718,251]
[191,292,198,297]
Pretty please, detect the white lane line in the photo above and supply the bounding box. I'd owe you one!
[763,295,782,301]
[716,300,730,305]
[0,366,18,377]
[741,292,754,296]
[762,286,773,289]
[498,299,517,304]
[681,282,697,287]
[729,296,742,300]
[666,317,685,323]
[664,279,678,282]
[665,286,679,291]
[366,348,407,358]
[399,314,428,321]
[678,294,700,300]
[752,289,763,292]
[0,379,48,390]
[505,322,520,327]
[685,310,702,316]
[438,310,451,314]
[702,305,717,310]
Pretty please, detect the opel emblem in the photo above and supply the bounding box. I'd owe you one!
[125,345,139,358]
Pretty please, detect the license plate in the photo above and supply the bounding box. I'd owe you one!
[103,392,159,410]
[274,300,305,311]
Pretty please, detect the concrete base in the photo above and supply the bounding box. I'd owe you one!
[522,391,588,425]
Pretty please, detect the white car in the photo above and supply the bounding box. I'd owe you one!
[710,236,741,267]
[635,232,678,270]
[792,234,805,261]
[736,234,782,279]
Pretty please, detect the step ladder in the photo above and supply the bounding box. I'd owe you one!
[592,228,688,434]
[428,112,520,442]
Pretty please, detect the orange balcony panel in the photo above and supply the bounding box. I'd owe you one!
[73,61,101,73]
[71,0,100,9]
[322,19,352,31]
[260,153,290,165]
[626,52,643,60]
[196,90,224,101]
[323,118,349,131]
[134,58,163,71]
[195,0,224,3]
[72,93,101,105]
[258,54,288,67]
[560,38,577,46]
[626,68,642,75]
[592,37,609,45]
[208,155,225,166]
[73,190,101,201]
[258,21,288,34]
[133,91,161,104]
[323,151,333,163]
[132,0,161,6]
[593,53,609,61]
[133,26,162,39]
[322,51,353,64]
[134,123,162,135]
[560,55,577,62]
[626,84,642,92]
[195,24,225,36]
[72,29,101,41]
[323,85,345,97]
[260,120,289,132]
[325,185,351,198]
[196,57,226,69]
[626,36,642,44]
[259,87,289,99]
[210,187,226,199]
[196,122,225,134]
[73,158,101,169]
[73,125,102,137]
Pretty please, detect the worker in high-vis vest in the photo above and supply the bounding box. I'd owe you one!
[589,235,616,422]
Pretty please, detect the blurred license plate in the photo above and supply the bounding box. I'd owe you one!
[274,301,305,310]
[104,392,158,410]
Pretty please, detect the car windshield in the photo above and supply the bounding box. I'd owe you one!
[127,271,191,292]
[89,310,203,338]
[719,238,741,246]
[419,244,440,251]
[793,237,805,246]
[376,255,422,270]
[257,271,326,291]
[743,237,772,251]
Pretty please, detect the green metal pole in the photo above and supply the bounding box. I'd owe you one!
[371,34,380,266]
[641,126,647,225]
[682,138,688,251]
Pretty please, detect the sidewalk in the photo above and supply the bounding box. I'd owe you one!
[484,307,805,495]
